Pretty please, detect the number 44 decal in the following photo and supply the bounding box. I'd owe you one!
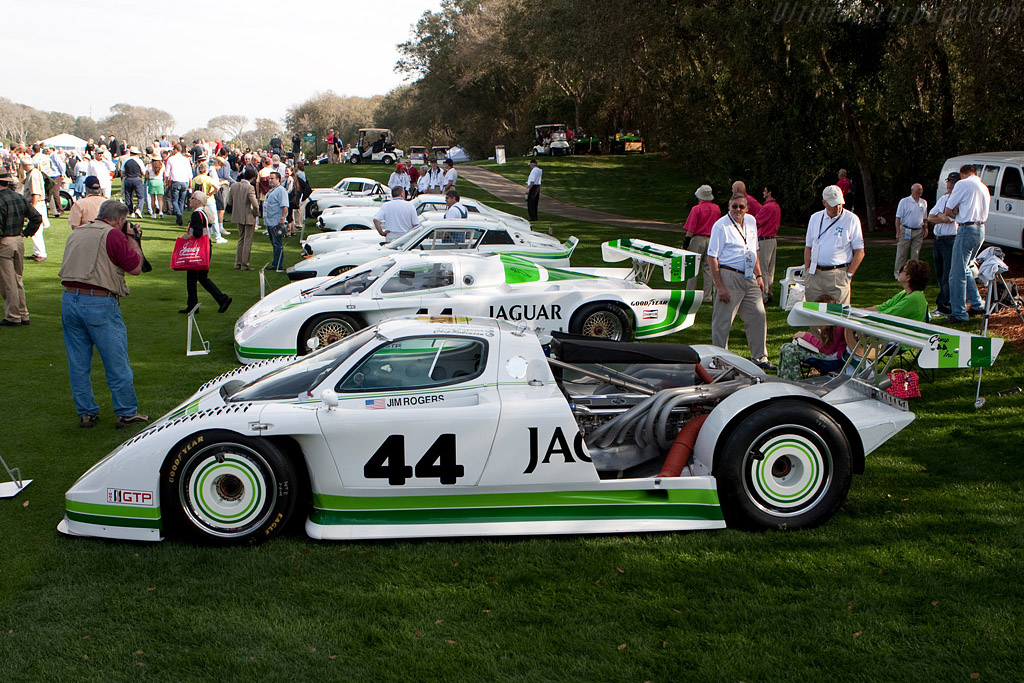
[364,434,465,485]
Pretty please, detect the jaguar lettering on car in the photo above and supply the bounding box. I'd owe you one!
[524,426,591,474]
[489,304,562,322]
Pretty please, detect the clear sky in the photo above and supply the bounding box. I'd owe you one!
[6,0,440,132]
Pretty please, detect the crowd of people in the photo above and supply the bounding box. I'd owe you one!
[683,164,990,371]
[0,127,996,427]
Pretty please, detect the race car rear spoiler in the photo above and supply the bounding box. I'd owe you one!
[787,302,1003,369]
[601,239,700,284]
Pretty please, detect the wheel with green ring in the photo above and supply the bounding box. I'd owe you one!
[714,400,852,530]
[162,431,297,545]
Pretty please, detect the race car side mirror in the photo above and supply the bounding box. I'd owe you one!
[307,337,320,352]
[321,389,339,411]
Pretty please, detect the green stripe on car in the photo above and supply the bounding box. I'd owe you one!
[309,503,723,526]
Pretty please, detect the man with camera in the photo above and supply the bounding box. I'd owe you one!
[58,200,148,429]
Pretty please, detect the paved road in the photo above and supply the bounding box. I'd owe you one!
[459,164,895,247]
[458,165,684,232]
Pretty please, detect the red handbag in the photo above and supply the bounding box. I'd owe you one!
[170,236,211,271]
[885,369,921,399]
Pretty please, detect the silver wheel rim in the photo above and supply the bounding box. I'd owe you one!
[180,443,275,538]
[740,425,833,517]
[312,318,356,347]
[580,310,624,340]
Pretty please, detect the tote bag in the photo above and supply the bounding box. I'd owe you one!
[170,235,211,270]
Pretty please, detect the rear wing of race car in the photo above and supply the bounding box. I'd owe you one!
[788,302,1003,369]
[601,239,700,284]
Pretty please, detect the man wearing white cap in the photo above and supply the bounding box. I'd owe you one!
[802,185,864,305]
[682,184,721,300]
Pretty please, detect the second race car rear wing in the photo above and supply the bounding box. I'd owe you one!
[787,302,1003,369]
[601,239,700,284]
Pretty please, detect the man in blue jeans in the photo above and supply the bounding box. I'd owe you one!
[263,171,288,271]
[165,143,194,226]
[926,172,960,318]
[58,200,148,429]
[942,164,990,322]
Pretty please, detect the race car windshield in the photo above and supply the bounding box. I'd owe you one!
[316,259,395,296]
[227,328,376,401]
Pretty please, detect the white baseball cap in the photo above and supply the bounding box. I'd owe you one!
[822,185,845,207]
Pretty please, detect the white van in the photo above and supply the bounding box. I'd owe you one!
[939,152,1024,250]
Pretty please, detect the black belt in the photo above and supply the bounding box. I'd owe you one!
[960,221,985,226]
[719,265,745,274]
[934,235,956,241]
[815,263,849,271]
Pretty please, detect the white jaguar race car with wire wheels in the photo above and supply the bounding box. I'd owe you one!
[311,194,532,237]
[58,306,1001,545]
[235,239,703,363]
[287,219,578,280]
[305,178,391,219]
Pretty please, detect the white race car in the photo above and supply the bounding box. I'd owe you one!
[287,218,578,280]
[312,194,532,236]
[57,306,1001,545]
[305,178,391,218]
[235,239,703,363]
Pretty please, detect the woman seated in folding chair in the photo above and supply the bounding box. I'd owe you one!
[778,295,846,380]
[842,259,930,374]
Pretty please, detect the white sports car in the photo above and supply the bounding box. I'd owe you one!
[235,239,703,363]
[312,194,532,236]
[287,218,578,280]
[57,306,1000,545]
[305,178,391,218]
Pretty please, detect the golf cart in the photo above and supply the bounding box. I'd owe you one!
[431,145,450,161]
[408,146,428,162]
[345,128,404,166]
[530,124,571,156]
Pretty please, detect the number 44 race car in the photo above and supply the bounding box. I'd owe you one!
[58,304,1001,545]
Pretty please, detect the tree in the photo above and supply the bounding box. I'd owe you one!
[285,91,381,145]
[0,98,34,144]
[208,115,248,142]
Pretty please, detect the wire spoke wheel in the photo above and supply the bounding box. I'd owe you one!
[311,317,357,347]
[571,303,632,341]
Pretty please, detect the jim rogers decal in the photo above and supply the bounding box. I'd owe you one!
[374,394,447,408]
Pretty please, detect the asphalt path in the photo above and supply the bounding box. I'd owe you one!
[460,164,899,247]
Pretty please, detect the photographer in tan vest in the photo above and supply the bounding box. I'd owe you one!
[58,200,148,429]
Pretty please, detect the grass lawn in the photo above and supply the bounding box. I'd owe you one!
[1,161,1022,681]
[474,154,697,224]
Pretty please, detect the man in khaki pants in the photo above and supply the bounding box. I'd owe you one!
[228,168,260,270]
[803,185,865,305]
[0,170,43,326]
[707,193,775,372]
[893,183,927,280]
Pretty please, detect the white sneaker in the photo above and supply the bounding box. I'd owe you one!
[221,231,231,236]
[215,237,228,244]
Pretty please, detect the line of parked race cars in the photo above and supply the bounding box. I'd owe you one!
[57,178,1005,547]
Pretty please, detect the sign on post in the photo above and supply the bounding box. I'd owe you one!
[495,145,506,165]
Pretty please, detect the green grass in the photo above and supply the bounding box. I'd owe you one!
[1,161,1023,681]
[475,154,698,224]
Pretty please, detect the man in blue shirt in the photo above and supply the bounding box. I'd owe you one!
[48,148,66,217]
[263,172,289,271]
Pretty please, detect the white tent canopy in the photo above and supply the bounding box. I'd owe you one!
[41,133,87,153]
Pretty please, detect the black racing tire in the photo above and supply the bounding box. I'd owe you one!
[569,303,633,341]
[161,430,297,546]
[299,312,362,354]
[349,154,361,165]
[382,156,395,166]
[713,400,853,531]
[306,202,320,219]
[59,190,74,212]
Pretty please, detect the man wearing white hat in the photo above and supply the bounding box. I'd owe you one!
[802,185,865,305]
[121,147,146,218]
[682,184,721,300]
